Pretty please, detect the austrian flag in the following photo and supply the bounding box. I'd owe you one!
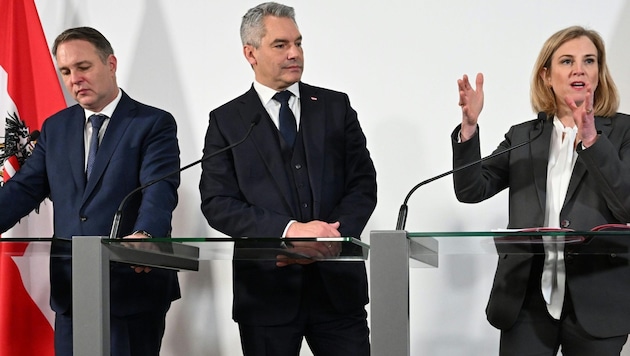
[0,0,66,355]
[0,111,39,182]
[2,155,18,180]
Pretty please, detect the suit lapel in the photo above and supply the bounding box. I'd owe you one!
[83,91,135,201]
[67,107,89,190]
[299,83,325,217]
[532,118,553,213]
[239,87,296,214]
[564,116,613,204]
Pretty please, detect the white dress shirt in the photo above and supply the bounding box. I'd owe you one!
[253,80,301,130]
[83,89,122,170]
[541,117,578,319]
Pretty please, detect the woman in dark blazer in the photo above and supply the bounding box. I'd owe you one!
[452,26,630,355]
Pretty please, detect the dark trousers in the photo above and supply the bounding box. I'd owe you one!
[499,259,627,356]
[54,307,169,356]
[238,265,370,356]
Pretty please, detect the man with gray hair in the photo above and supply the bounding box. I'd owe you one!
[200,2,376,355]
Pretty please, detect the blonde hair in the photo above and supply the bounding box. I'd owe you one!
[530,26,619,118]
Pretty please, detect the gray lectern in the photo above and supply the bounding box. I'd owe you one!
[369,229,630,356]
[71,236,368,355]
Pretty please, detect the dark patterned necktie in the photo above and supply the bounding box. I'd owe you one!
[86,114,106,180]
[273,91,297,149]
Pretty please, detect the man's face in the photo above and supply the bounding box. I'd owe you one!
[55,39,119,112]
[244,16,304,91]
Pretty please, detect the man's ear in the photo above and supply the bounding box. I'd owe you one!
[108,54,118,73]
[243,45,257,66]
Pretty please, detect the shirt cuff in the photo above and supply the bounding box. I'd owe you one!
[282,220,297,237]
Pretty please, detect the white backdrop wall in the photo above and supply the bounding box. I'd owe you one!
[33,1,630,355]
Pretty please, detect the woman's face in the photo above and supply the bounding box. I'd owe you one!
[542,36,599,111]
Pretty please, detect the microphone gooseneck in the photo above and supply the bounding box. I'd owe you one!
[395,112,547,230]
[108,115,261,239]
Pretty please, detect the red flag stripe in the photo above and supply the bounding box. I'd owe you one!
[0,0,65,129]
[0,0,66,355]
[2,155,19,182]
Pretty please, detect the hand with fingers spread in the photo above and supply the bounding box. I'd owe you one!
[457,73,484,141]
[564,81,598,147]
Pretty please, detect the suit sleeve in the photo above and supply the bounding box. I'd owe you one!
[320,93,377,239]
[0,123,51,232]
[576,115,630,222]
[199,110,294,238]
[451,124,511,203]
[132,112,180,237]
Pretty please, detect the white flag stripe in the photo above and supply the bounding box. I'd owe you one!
[1,63,55,328]
[12,241,54,327]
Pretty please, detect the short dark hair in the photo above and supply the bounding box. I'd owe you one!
[52,27,114,63]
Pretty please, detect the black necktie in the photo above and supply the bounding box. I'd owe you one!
[86,114,106,179]
[273,91,297,149]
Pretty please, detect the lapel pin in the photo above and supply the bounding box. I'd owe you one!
[310,96,318,101]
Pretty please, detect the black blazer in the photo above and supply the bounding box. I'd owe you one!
[451,113,630,338]
[200,82,377,325]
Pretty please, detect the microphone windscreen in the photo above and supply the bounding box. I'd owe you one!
[29,130,40,141]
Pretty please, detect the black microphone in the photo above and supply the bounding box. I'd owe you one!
[29,130,40,141]
[395,112,547,230]
[109,115,261,239]
[25,130,40,154]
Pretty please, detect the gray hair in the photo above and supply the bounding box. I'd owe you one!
[240,2,297,48]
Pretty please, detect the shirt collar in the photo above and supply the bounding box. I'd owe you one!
[253,81,300,105]
[84,89,123,122]
[552,117,578,134]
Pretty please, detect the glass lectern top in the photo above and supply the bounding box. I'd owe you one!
[0,236,368,268]
[405,229,630,259]
[104,236,369,261]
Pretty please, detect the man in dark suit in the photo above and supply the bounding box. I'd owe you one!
[0,27,180,355]
[199,2,377,355]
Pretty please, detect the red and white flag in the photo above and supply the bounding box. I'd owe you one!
[0,0,66,354]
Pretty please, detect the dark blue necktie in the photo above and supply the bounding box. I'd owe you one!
[273,91,297,149]
[86,114,106,180]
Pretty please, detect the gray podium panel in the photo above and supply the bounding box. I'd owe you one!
[71,236,368,356]
[369,229,630,356]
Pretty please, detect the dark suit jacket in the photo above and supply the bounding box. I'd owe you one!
[200,82,377,325]
[451,113,630,338]
[0,90,181,316]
